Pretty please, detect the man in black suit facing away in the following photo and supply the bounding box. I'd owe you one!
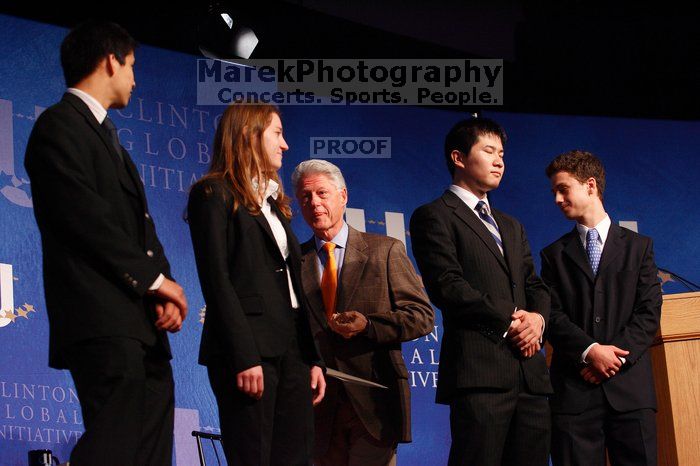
[25,21,188,465]
[410,117,552,466]
[541,150,661,466]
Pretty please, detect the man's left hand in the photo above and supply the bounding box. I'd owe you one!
[330,311,368,339]
[520,341,541,358]
[580,366,604,384]
[154,301,183,332]
[507,310,543,349]
[310,366,326,406]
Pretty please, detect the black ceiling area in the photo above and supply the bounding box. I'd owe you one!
[1,0,697,120]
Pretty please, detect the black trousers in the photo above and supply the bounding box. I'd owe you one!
[64,337,174,466]
[551,386,657,466]
[208,332,314,466]
[448,371,550,466]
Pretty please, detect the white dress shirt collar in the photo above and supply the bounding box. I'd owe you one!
[576,214,611,248]
[253,178,280,205]
[449,184,492,214]
[67,88,107,124]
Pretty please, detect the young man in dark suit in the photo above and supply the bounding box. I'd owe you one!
[541,150,662,466]
[25,21,187,465]
[410,118,552,466]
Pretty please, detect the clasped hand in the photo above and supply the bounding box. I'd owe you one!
[580,344,629,384]
[506,310,543,358]
[151,278,188,333]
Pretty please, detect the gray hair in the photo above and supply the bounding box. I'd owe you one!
[291,159,347,192]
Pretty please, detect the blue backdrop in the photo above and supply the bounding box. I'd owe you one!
[1,15,698,465]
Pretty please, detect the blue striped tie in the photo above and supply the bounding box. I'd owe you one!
[586,228,602,275]
[476,200,503,255]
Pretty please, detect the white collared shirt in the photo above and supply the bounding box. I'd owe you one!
[255,179,300,309]
[449,184,494,217]
[67,88,107,123]
[576,214,611,251]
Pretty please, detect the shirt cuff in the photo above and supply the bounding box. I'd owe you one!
[581,342,599,364]
[502,309,543,340]
[149,273,165,291]
[503,307,519,338]
[363,317,377,339]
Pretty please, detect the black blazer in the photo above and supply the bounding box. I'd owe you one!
[187,179,319,373]
[25,93,172,368]
[410,190,552,404]
[540,223,662,414]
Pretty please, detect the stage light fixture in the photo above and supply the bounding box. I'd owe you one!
[198,2,259,60]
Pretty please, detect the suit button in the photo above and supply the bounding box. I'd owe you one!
[594,316,601,323]
[132,280,138,288]
[512,282,517,288]
[145,212,151,220]
[146,250,154,257]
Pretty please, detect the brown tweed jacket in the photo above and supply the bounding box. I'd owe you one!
[301,225,434,455]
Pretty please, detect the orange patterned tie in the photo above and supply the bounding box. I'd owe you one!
[321,242,337,321]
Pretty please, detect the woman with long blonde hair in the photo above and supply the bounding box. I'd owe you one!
[188,102,325,465]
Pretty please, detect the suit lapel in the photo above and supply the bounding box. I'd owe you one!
[562,227,595,283]
[122,154,147,203]
[273,202,303,291]
[443,191,508,273]
[597,223,624,276]
[336,226,368,312]
[63,94,145,204]
[300,238,328,329]
[492,209,516,278]
[275,204,300,263]
[252,197,284,262]
[63,93,124,172]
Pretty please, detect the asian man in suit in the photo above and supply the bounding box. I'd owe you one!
[540,150,662,466]
[24,20,187,466]
[410,117,552,466]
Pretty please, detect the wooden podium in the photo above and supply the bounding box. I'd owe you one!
[651,291,700,465]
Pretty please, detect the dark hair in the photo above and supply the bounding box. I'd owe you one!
[60,20,137,87]
[545,150,606,201]
[444,117,507,177]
